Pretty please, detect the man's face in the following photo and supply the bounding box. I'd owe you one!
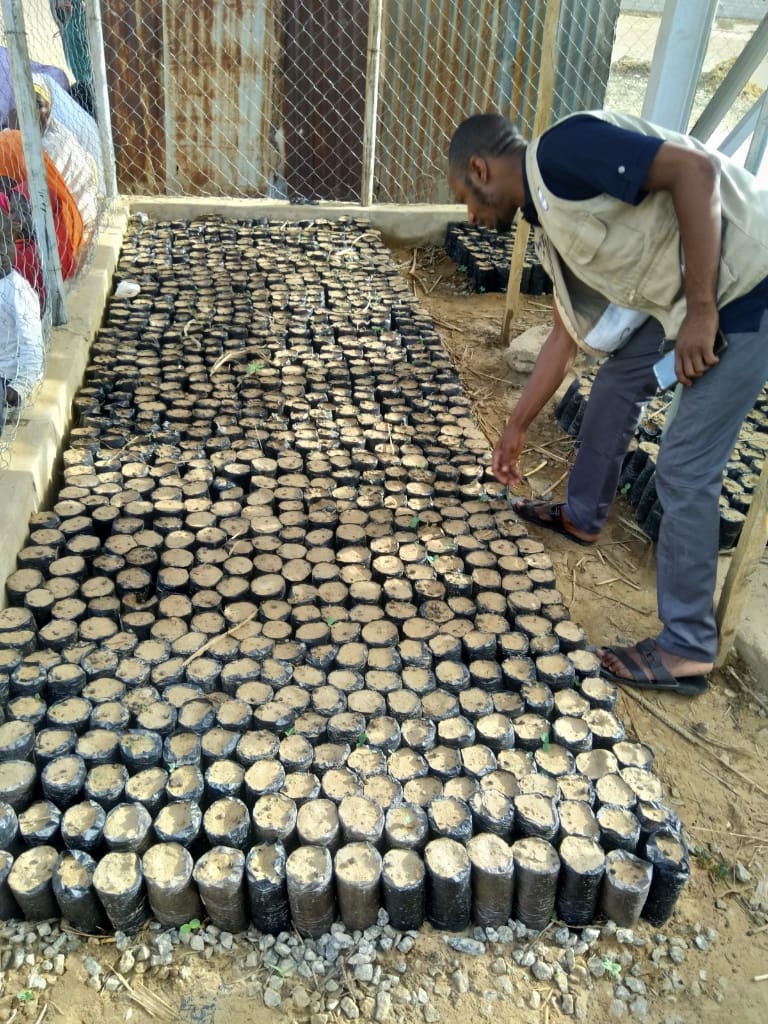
[8,192,32,241]
[35,92,51,132]
[449,157,518,233]
[0,211,15,267]
[8,92,51,134]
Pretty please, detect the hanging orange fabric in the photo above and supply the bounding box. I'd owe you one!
[0,129,83,278]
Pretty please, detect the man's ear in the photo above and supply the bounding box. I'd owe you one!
[468,155,490,185]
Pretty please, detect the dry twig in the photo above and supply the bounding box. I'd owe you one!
[461,366,518,385]
[620,688,768,798]
[574,582,647,613]
[107,969,176,1022]
[617,515,652,543]
[727,666,768,713]
[210,345,267,376]
[181,611,259,667]
[687,824,767,842]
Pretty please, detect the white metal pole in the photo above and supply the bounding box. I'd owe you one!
[744,88,768,175]
[691,12,768,143]
[717,95,762,157]
[2,0,67,324]
[360,0,384,207]
[86,0,118,196]
[642,0,718,132]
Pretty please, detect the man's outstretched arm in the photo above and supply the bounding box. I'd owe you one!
[492,303,578,486]
[643,141,722,386]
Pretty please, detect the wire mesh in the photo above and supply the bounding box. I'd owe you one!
[0,0,111,459]
[0,0,767,459]
[93,1,768,203]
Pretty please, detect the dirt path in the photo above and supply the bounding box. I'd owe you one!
[397,246,768,1021]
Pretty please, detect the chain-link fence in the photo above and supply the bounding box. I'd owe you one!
[91,0,768,204]
[1,0,767,453]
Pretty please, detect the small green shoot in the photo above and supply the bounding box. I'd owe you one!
[458,265,467,273]
[540,732,551,752]
[245,361,265,375]
[692,845,730,882]
[620,482,631,495]
[269,962,295,978]
[16,990,35,1003]
[179,918,201,936]
[356,731,368,747]
[326,617,336,627]
[284,726,296,738]
[409,514,420,528]
[602,958,621,978]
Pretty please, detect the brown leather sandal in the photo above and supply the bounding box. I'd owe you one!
[513,500,597,547]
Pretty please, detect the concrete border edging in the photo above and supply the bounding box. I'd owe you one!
[129,198,465,247]
[0,201,130,609]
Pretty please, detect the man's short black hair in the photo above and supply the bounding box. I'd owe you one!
[448,113,527,174]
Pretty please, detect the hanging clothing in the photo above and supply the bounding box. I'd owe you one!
[0,129,83,278]
[0,267,44,404]
[0,46,70,128]
[37,72,104,194]
[33,75,98,228]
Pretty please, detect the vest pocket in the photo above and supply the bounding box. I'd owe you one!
[561,214,607,266]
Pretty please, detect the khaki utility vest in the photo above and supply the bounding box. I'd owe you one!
[525,110,768,354]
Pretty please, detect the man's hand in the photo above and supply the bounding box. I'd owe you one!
[492,418,527,486]
[674,306,721,386]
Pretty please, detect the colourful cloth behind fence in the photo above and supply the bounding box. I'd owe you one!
[0,129,83,278]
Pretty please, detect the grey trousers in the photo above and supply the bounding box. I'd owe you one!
[564,311,768,662]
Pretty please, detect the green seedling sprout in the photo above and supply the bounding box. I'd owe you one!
[16,990,35,1003]
[179,918,201,936]
[269,962,295,978]
[245,361,265,375]
[692,845,730,882]
[356,731,369,748]
[540,732,551,752]
[409,514,420,528]
[602,958,621,978]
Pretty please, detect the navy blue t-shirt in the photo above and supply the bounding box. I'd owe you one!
[521,113,768,332]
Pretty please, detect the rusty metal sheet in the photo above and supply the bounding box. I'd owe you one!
[375,0,620,204]
[104,1,281,197]
[102,1,166,194]
[281,0,368,202]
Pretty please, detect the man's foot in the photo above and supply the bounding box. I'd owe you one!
[513,500,599,546]
[598,637,711,696]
